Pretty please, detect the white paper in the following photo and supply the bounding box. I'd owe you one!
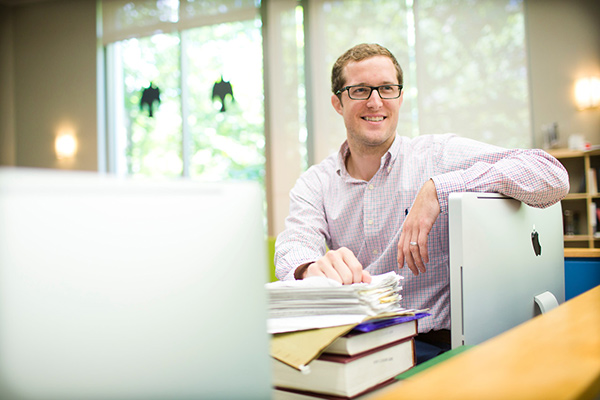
[266,272,406,332]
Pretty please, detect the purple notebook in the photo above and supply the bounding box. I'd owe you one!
[351,313,431,333]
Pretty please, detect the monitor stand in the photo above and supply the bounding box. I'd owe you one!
[534,291,559,315]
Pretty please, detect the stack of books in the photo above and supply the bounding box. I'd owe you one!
[272,314,427,399]
[266,272,428,399]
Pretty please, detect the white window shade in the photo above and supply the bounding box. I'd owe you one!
[179,0,259,29]
[101,0,258,45]
[306,0,414,164]
[263,0,307,236]
[413,0,531,148]
[305,0,531,165]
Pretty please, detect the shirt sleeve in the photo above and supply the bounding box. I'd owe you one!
[274,165,331,281]
[430,135,570,214]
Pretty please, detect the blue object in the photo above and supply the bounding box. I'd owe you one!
[414,339,451,365]
[565,257,600,300]
[351,313,431,333]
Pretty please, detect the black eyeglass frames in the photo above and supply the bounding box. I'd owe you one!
[335,84,403,100]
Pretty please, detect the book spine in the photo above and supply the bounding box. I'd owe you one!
[272,338,414,397]
[324,321,417,356]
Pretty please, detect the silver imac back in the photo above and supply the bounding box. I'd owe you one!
[0,168,271,400]
[448,192,565,349]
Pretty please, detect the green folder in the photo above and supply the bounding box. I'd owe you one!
[396,345,475,380]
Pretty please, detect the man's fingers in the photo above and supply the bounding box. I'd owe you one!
[397,229,423,276]
[361,270,372,284]
[305,247,366,284]
[304,262,328,279]
[397,232,408,270]
[327,252,354,284]
[410,241,426,274]
[310,256,348,284]
[339,247,364,283]
[403,240,420,276]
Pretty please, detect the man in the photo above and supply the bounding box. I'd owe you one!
[274,43,569,361]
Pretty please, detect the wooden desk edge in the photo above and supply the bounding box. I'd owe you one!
[371,285,600,400]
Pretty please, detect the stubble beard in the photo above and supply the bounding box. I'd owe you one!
[347,126,396,156]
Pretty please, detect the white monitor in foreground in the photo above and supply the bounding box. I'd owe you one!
[0,168,271,400]
[448,192,565,349]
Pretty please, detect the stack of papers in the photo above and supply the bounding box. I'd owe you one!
[266,272,406,333]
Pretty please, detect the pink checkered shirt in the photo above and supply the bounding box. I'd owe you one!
[275,134,569,332]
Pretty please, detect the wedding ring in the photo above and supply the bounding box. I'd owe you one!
[409,241,418,246]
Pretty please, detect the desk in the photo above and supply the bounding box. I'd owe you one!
[372,285,600,400]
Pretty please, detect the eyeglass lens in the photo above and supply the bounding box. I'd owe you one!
[348,85,401,99]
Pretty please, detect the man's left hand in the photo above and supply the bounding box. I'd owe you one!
[397,179,440,276]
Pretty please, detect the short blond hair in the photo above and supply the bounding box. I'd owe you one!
[331,43,403,96]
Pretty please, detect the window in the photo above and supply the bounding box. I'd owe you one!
[105,2,264,183]
[109,33,183,177]
[183,21,264,182]
[414,0,530,148]
[102,0,530,236]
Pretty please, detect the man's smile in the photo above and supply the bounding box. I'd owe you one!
[362,116,386,122]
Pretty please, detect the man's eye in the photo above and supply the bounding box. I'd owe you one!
[352,87,368,94]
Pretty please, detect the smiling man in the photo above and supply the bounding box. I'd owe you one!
[274,43,569,362]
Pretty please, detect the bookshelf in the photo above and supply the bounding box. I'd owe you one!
[548,148,600,258]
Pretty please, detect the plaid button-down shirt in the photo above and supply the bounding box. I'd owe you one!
[275,133,569,332]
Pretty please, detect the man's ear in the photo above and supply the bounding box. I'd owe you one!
[331,94,343,115]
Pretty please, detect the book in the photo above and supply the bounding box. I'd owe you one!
[270,313,428,371]
[591,202,597,236]
[323,315,420,356]
[272,378,396,399]
[272,337,415,398]
[589,168,598,195]
[596,207,600,238]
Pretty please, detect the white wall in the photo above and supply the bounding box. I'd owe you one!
[526,0,600,148]
[6,0,97,171]
[0,5,16,166]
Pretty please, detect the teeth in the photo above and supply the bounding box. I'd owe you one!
[364,116,384,122]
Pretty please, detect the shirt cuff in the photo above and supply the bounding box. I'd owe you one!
[431,171,467,214]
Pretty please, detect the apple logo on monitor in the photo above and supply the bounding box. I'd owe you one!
[531,226,542,256]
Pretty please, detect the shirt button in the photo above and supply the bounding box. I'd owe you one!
[369,184,375,190]
[387,166,391,172]
[373,249,379,255]
[367,219,373,225]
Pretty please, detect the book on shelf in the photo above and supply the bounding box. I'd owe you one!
[322,314,420,356]
[589,168,598,195]
[596,207,600,238]
[272,337,415,399]
[591,202,597,236]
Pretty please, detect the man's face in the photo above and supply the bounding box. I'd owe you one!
[331,56,403,153]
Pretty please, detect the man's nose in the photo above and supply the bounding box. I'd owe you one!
[366,88,383,107]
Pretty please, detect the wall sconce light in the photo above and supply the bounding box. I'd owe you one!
[55,131,78,159]
[574,77,600,110]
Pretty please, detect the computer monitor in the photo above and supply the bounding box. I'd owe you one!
[0,168,271,400]
[448,192,565,349]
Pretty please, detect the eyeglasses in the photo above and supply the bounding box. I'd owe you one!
[336,84,403,100]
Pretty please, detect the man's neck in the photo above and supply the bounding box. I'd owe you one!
[345,145,389,181]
